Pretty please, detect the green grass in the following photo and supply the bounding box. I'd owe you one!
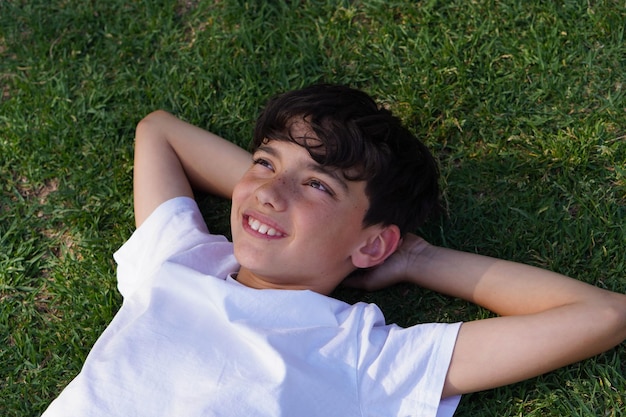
[1,0,625,415]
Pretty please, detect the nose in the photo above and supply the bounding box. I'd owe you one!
[255,176,289,211]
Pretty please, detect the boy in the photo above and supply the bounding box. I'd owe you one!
[43,84,626,416]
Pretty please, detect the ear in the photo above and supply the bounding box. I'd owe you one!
[351,225,401,269]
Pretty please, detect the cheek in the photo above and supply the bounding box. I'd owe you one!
[230,183,249,223]
[305,208,362,239]
[232,179,253,204]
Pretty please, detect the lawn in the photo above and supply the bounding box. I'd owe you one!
[1,0,625,415]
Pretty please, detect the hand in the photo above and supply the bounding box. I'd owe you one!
[342,233,432,292]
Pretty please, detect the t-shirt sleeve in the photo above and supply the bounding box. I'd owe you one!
[113,197,236,298]
[357,309,462,417]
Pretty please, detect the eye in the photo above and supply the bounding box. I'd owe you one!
[307,179,334,196]
[252,157,273,170]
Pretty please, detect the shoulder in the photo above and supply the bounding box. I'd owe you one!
[119,196,210,255]
[115,197,237,296]
[354,312,461,416]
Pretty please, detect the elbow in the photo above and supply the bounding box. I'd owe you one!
[141,109,170,122]
[602,292,626,346]
[135,110,170,145]
[136,110,168,128]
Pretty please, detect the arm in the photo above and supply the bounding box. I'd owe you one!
[344,234,626,398]
[133,110,251,227]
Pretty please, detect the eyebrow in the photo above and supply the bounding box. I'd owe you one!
[256,144,350,193]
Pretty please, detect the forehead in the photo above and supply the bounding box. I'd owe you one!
[256,140,370,198]
[260,118,364,180]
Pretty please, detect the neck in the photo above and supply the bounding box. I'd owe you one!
[235,267,337,295]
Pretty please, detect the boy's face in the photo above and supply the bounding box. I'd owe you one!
[230,123,378,294]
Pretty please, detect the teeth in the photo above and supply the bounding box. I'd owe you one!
[248,216,281,237]
[249,217,260,230]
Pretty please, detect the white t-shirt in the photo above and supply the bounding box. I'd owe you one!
[43,197,461,417]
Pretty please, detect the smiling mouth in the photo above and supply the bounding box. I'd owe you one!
[247,216,284,237]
